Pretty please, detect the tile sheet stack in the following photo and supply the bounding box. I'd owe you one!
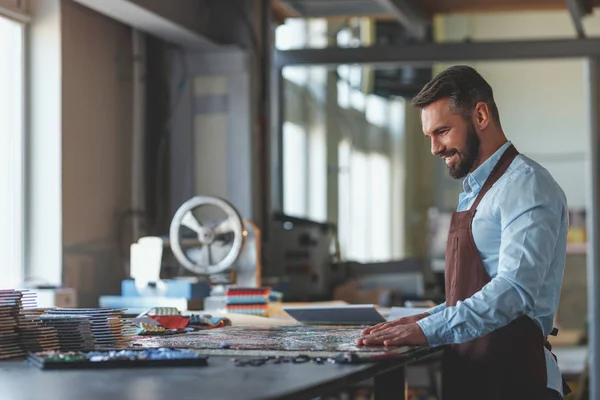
[225,287,271,317]
[17,307,60,353]
[0,290,60,358]
[120,317,138,342]
[0,291,25,359]
[109,316,138,347]
[0,291,138,356]
[45,308,135,349]
[39,314,96,351]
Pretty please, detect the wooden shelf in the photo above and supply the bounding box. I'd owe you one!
[566,242,587,255]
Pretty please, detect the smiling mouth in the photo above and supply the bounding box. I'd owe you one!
[443,153,458,166]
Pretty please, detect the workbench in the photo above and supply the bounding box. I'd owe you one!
[0,346,439,400]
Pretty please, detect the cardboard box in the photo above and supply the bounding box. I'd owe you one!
[31,288,77,308]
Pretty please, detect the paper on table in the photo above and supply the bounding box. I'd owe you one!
[386,307,430,321]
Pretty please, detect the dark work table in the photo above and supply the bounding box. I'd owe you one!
[0,348,440,400]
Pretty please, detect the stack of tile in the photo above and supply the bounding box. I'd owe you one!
[120,318,138,341]
[106,315,126,347]
[45,309,112,348]
[46,308,137,348]
[0,292,24,359]
[39,314,96,351]
[0,290,61,358]
[109,316,137,347]
[225,287,271,317]
[17,307,60,353]
[0,292,139,354]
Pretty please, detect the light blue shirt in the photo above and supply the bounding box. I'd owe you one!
[416,141,568,396]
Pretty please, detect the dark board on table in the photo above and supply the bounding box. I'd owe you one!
[27,348,209,370]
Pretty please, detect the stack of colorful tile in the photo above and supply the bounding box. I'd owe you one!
[103,311,137,347]
[120,318,138,341]
[0,290,57,358]
[0,296,23,359]
[225,287,271,317]
[46,308,124,348]
[39,314,96,351]
[107,316,128,347]
[17,307,60,353]
[44,308,139,348]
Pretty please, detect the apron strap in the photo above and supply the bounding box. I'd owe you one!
[544,328,572,396]
[471,144,519,211]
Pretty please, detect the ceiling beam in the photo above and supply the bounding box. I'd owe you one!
[372,0,430,40]
[566,0,588,38]
[71,0,217,50]
[416,0,597,15]
[272,0,296,23]
[275,37,600,67]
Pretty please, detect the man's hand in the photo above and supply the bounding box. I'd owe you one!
[356,323,428,347]
[361,312,429,336]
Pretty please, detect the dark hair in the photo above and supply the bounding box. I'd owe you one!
[412,65,500,122]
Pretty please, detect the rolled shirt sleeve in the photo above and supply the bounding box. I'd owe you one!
[426,301,446,315]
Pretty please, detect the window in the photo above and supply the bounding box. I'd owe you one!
[307,124,326,222]
[277,18,328,87]
[282,122,308,218]
[278,18,403,258]
[366,94,389,128]
[282,121,327,222]
[278,19,329,223]
[338,144,393,262]
[0,15,25,288]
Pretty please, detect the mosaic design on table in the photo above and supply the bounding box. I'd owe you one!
[132,325,419,358]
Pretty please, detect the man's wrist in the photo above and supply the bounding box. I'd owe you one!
[416,312,430,320]
[416,311,452,347]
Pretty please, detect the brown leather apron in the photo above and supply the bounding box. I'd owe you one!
[442,144,548,400]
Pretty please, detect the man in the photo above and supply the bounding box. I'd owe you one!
[357,65,569,400]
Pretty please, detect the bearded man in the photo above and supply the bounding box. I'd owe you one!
[358,65,570,400]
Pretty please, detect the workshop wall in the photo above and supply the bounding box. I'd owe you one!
[60,0,133,307]
[163,0,270,233]
[435,10,590,210]
[435,10,598,330]
[40,0,269,306]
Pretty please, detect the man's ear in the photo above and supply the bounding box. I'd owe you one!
[473,102,491,130]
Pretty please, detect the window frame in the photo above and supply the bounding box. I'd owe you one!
[0,13,27,287]
[0,0,30,24]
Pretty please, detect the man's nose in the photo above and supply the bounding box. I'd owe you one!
[431,138,443,156]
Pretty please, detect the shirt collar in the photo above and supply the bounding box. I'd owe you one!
[463,141,512,194]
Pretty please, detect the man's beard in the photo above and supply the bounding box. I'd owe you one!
[444,122,481,179]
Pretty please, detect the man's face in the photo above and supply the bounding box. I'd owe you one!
[421,98,481,179]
